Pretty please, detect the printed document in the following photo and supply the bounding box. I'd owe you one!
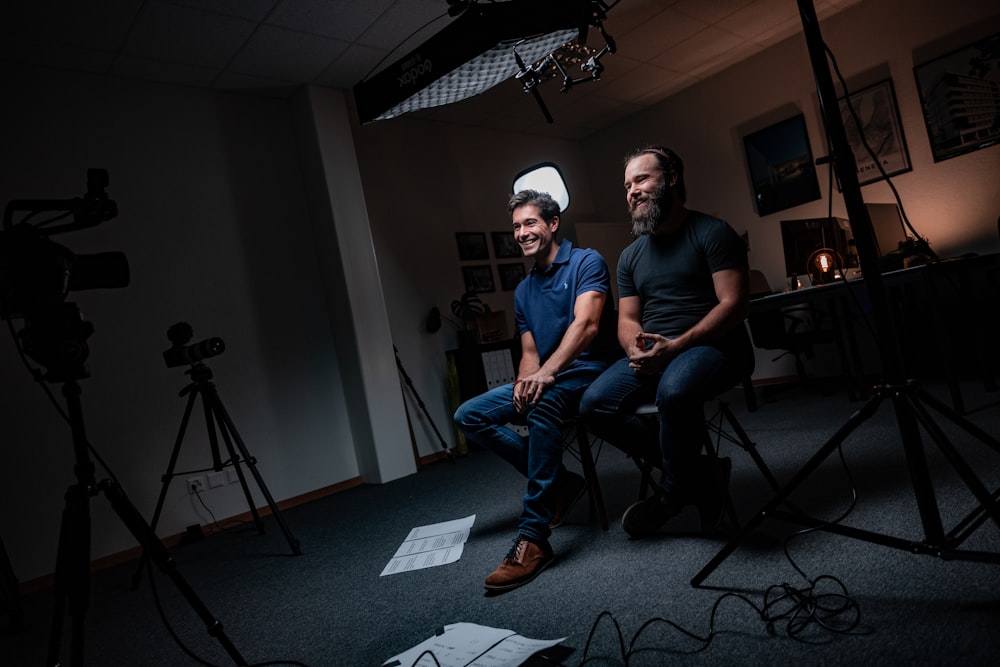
[380,514,475,576]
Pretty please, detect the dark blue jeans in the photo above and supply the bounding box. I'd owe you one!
[579,344,752,495]
[454,363,606,544]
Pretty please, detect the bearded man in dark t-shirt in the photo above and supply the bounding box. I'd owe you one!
[580,145,755,538]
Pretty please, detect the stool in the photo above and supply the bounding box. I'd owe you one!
[560,417,609,531]
[630,399,780,529]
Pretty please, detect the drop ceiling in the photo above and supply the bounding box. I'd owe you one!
[0,0,863,138]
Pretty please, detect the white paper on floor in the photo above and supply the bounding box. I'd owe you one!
[382,622,567,667]
[380,514,476,576]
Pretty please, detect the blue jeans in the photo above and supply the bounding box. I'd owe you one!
[454,363,606,544]
[579,344,752,495]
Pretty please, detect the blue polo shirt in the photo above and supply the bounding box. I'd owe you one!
[514,240,618,369]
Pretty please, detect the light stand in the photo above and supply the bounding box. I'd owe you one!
[692,0,1000,588]
[394,345,454,461]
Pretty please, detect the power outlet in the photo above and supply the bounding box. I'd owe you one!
[187,477,205,494]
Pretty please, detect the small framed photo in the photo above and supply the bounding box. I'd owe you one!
[743,113,821,216]
[497,262,527,291]
[462,265,495,293]
[455,232,489,260]
[838,79,911,185]
[914,32,1000,162]
[491,231,522,259]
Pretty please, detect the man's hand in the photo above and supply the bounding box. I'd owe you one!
[627,331,675,375]
[513,370,557,412]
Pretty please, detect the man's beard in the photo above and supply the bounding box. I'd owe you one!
[630,182,672,236]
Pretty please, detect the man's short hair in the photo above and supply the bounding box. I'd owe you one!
[508,189,561,221]
[624,145,686,204]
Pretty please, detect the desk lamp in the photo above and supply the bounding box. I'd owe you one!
[806,247,842,284]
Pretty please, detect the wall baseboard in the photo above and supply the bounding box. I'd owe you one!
[17,475,365,595]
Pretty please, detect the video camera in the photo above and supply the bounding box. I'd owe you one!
[162,321,225,368]
[1,169,130,381]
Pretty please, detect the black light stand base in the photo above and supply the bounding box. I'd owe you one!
[692,381,1000,588]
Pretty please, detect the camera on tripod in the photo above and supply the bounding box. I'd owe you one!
[162,321,225,368]
[1,168,130,381]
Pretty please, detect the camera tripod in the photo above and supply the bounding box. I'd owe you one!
[692,0,1000,587]
[132,360,301,587]
[48,379,248,666]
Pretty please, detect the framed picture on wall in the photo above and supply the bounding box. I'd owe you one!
[491,231,522,259]
[462,265,495,293]
[743,114,822,216]
[914,31,1000,162]
[455,232,489,260]
[497,262,526,291]
[838,79,911,185]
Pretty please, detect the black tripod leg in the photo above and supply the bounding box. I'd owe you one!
[0,535,23,632]
[691,391,883,588]
[210,391,302,556]
[46,483,92,667]
[99,479,248,666]
[132,386,200,589]
[904,392,1000,534]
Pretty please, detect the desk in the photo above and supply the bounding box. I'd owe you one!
[749,253,1000,412]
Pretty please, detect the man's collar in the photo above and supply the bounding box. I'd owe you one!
[533,239,573,273]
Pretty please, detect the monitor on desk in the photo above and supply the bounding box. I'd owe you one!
[864,202,909,257]
[780,217,857,279]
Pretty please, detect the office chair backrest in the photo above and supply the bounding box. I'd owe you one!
[749,269,772,299]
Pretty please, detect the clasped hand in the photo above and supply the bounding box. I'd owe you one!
[513,371,556,413]
[628,332,673,375]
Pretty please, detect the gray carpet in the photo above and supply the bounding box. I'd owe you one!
[3,379,999,666]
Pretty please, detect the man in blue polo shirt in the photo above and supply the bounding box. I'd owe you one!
[454,189,617,592]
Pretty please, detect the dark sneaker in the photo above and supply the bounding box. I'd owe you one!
[694,456,732,531]
[549,470,587,529]
[621,492,684,538]
[484,537,554,591]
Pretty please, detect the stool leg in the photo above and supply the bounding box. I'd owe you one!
[574,423,608,531]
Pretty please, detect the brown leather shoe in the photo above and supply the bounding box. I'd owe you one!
[484,537,554,591]
[549,470,586,529]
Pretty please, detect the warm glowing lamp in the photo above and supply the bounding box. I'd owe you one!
[806,247,843,284]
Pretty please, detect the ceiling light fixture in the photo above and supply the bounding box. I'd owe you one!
[353,0,615,125]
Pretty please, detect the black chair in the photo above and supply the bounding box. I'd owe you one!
[628,401,781,529]
[746,270,837,390]
[584,390,780,533]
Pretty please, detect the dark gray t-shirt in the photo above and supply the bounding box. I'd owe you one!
[617,210,748,338]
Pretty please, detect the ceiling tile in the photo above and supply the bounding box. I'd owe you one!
[718,0,801,40]
[0,0,143,51]
[113,55,220,88]
[651,26,747,75]
[123,1,257,69]
[0,37,115,74]
[268,0,396,42]
[167,0,278,22]
[230,24,348,82]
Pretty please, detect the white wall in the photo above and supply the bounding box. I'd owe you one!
[0,65,360,580]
